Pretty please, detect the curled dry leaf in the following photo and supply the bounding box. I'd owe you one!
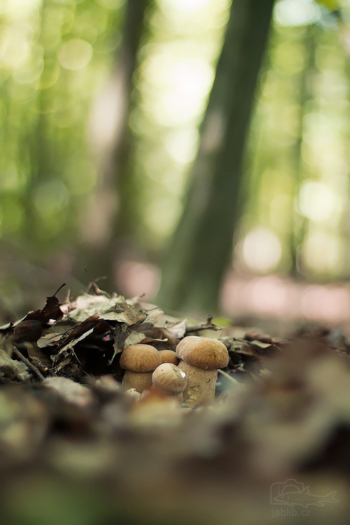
[13,320,43,344]
[23,285,64,326]
[68,295,146,325]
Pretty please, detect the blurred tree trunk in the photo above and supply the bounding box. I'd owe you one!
[82,0,152,288]
[157,0,276,314]
[110,0,153,235]
[289,25,316,277]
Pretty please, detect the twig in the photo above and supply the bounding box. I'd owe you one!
[87,279,109,296]
[12,347,45,382]
[53,283,66,297]
[185,316,221,334]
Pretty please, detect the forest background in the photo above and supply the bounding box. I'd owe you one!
[0,0,349,329]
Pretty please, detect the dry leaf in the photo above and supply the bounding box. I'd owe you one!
[0,349,30,381]
[43,377,93,407]
[25,343,52,369]
[68,295,146,325]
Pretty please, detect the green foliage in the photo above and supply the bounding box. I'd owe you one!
[241,10,350,280]
[315,0,340,11]
[2,0,350,301]
[0,0,123,254]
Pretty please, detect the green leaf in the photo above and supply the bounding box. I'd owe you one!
[315,0,340,11]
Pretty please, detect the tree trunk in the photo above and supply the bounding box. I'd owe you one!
[289,25,316,277]
[81,0,152,288]
[157,0,276,314]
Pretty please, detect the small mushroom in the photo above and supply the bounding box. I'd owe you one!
[176,336,229,407]
[152,363,187,402]
[125,388,141,402]
[158,350,180,365]
[120,344,161,393]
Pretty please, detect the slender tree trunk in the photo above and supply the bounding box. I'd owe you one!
[289,25,316,277]
[81,0,152,287]
[157,0,276,314]
[112,1,153,235]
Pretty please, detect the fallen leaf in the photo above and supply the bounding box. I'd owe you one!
[68,295,146,325]
[0,349,30,381]
[25,342,52,369]
[43,377,93,407]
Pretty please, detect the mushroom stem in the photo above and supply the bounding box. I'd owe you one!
[122,371,153,393]
[178,361,217,407]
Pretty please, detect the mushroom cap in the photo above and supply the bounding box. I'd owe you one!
[176,336,229,370]
[159,350,180,365]
[120,344,161,372]
[152,363,187,394]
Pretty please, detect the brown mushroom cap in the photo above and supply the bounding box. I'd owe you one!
[152,363,187,395]
[176,336,229,370]
[159,350,180,365]
[120,344,161,372]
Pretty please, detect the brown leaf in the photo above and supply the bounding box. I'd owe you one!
[244,330,274,344]
[26,343,52,369]
[22,285,65,326]
[13,320,42,344]
[63,315,110,344]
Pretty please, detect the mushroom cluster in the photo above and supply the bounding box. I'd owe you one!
[120,337,228,407]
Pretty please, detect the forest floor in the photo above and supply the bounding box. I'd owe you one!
[0,283,350,525]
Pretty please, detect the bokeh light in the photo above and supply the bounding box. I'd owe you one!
[58,40,93,71]
[242,228,282,273]
[298,181,342,223]
[275,0,320,27]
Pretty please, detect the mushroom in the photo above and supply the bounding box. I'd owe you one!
[158,350,180,365]
[120,344,161,393]
[176,336,229,407]
[152,363,187,402]
[125,388,141,402]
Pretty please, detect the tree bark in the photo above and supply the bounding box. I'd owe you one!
[289,25,316,277]
[108,0,152,235]
[81,0,152,288]
[157,0,276,314]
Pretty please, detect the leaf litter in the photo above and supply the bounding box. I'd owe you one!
[0,285,350,524]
